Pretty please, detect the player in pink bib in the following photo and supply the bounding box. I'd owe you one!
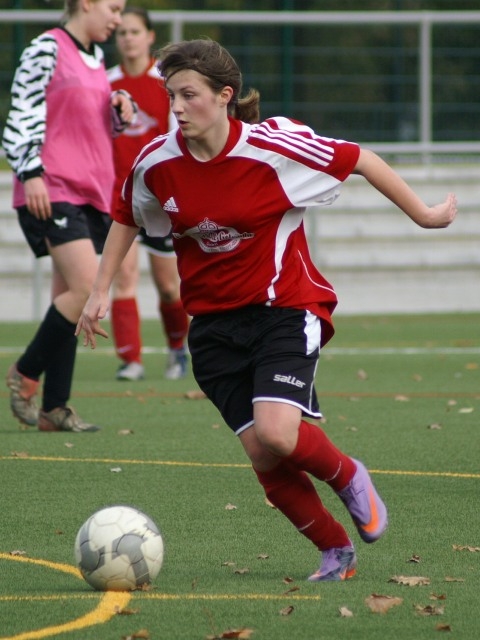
[3,0,136,433]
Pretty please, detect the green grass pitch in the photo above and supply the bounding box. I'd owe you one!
[0,313,478,639]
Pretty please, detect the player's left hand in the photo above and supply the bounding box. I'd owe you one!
[111,90,137,126]
[424,192,457,228]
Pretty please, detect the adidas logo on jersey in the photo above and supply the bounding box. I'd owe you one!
[163,197,179,212]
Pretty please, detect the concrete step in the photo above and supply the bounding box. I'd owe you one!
[0,167,478,320]
[1,265,477,321]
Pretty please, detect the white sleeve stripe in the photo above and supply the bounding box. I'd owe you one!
[250,130,332,167]
[259,120,335,156]
[249,124,335,167]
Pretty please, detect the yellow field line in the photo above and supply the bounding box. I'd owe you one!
[1,455,479,479]
[0,455,249,468]
[0,552,319,640]
[0,553,130,640]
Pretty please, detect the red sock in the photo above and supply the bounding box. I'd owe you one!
[254,461,351,550]
[111,298,142,364]
[286,420,356,491]
[160,299,189,350]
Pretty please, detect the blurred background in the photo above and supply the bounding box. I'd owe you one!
[0,1,478,320]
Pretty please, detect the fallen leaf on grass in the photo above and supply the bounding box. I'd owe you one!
[394,394,410,402]
[10,451,29,458]
[408,554,421,563]
[339,606,353,617]
[444,576,465,582]
[428,423,442,430]
[221,561,236,567]
[279,605,294,616]
[225,503,237,510]
[365,594,403,614]
[257,554,269,560]
[430,594,447,601]
[389,575,430,586]
[185,390,207,400]
[282,576,294,585]
[122,630,149,640]
[459,407,474,414]
[283,586,300,595]
[64,442,74,448]
[233,568,249,575]
[357,369,368,380]
[10,550,26,556]
[206,628,254,639]
[435,623,452,632]
[118,429,134,435]
[452,544,480,552]
[115,605,139,615]
[415,604,445,616]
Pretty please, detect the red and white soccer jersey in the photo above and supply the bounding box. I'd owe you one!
[107,59,171,211]
[115,116,360,345]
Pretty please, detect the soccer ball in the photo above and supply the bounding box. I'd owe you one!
[74,505,164,591]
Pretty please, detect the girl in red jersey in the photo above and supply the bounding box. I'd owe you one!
[108,7,189,382]
[3,0,136,432]
[77,39,457,580]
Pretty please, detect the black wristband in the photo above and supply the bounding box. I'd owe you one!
[18,167,44,183]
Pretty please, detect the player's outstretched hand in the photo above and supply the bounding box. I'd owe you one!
[424,192,457,228]
[75,294,110,349]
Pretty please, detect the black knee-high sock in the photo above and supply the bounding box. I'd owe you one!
[43,317,77,412]
[17,304,78,411]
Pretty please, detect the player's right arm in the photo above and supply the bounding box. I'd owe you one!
[1,33,57,219]
[76,221,139,348]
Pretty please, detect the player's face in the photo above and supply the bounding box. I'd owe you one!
[85,0,125,43]
[166,69,232,145]
[115,13,155,62]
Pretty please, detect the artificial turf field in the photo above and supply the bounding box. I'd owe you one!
[0,313,478,640]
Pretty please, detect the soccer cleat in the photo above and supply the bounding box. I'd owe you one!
[165,347,188,380]
[116,361,145,381]
[337,459,388,543]
[308,544,357,582]
[38,407,100,433]
[6,364,40,426]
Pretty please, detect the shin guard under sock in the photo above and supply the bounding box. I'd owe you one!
[160,299,189,350]
[17,304,68,380]
[111,298,142,363]
[286,420,356,492]
[42,310,78,411]
[254,461,351,550]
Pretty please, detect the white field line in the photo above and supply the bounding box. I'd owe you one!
[0,345,479,356]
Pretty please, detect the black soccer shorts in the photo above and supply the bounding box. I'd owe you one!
[17,202,112,258]
[188,305,322,434]
[138,227,175,256]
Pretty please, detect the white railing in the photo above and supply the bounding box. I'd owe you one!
[2,10,480,157]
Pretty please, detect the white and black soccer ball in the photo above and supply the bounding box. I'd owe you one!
[74,505,164,591]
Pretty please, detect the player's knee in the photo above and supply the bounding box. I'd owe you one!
[255,423,298,457]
